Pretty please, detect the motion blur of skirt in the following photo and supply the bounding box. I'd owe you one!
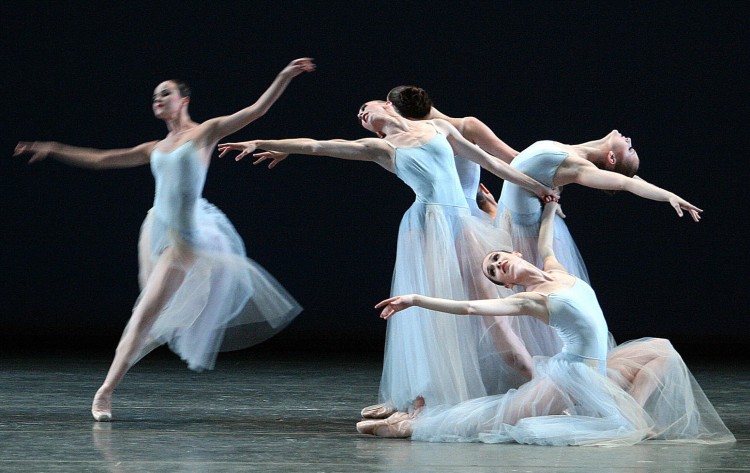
[125,199,301,371]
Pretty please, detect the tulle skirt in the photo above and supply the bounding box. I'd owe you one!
[126,199,301,371]
[493,205,615,358]
[412,338,735,446]
[378,202,531,412]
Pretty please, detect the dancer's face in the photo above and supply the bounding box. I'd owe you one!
[152,81,187,120]
[482,251,525,288]
[606,130,639,174]
[357,101,388,135]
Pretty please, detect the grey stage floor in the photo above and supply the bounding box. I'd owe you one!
[0,349,747,472]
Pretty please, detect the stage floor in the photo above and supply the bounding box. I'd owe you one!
[0,349,746,472]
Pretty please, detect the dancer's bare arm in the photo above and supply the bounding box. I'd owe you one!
[558,157,702,222]
[538,201,566,272]
[14,140,156,169]
[376,292,548,323]
[218,137,396,172]
[201,58,315,144]
[461,116,519,163]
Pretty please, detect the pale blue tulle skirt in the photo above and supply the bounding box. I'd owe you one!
[126,199,301,371]
[378,202,531,412]
[412,338,735,446]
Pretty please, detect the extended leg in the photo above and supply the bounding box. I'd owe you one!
[92,247,193,421]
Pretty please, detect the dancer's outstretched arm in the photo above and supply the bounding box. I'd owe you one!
[458,115,519,163]
[14,140,156,169]
[376,292,548,322]
[557,157,702,221]
[14,59,315,170]
[218,137,396,172]
[202,58,315,144]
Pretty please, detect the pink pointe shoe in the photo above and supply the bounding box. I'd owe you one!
[91,391,112,422]
[356,412,413,438]
[360,402,397,419]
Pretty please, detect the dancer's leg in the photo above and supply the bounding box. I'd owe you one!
[607,338,671,406]
[484,316,534,379]
[498,378,567,425]
[92,247,193,420]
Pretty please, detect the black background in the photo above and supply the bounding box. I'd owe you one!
[2,1,747,357]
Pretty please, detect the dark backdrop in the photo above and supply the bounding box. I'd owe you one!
[2,1,747,356]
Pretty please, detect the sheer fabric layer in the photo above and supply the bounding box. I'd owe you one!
[379,202,528,411]
[129,199,301,371]
[412,338,735,446]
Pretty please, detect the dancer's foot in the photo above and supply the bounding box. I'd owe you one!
[360,402,396,419]
[356,412,413,438]
[92,390,112,422]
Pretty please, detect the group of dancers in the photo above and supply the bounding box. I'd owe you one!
[14,58,734,446]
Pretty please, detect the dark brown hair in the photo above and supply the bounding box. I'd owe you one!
[387,85,432,119]
[170,79,192,98]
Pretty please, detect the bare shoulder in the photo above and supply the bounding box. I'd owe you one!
[130,140,160,160]
[429,117,454,131]
[461,116,485,130]
[134,140,160,152]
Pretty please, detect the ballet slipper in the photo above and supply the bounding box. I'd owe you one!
[92,391,112,422]
[356,419,382,435]
[360,402,396,419]
[357,412,413,438]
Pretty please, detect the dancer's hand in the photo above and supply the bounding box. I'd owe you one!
[478,183,498,218]
[279,58,316,79]
[555,203,566,219]
[669,195,702,222]
[14,141,53,164]
[253,151,288,169]
[218,141,257,161]
[375,295,417,320]
[536,185,559,204]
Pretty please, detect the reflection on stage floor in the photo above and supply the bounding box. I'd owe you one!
[0,349,746,472]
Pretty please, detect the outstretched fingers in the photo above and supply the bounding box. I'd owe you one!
[374,295,414,320]
[252,151,288,169]
[13,142,29,156]
[285,57,316,77]
[217,142,254,161]
[14,141,48,163]
[374,296,401,310]
[375,296,400,320]
[675,199,703,222]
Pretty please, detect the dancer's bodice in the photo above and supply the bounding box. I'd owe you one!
[151,140,207,234]
[394,133,468,208]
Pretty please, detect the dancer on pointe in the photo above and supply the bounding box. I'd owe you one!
[14,57,315,421]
